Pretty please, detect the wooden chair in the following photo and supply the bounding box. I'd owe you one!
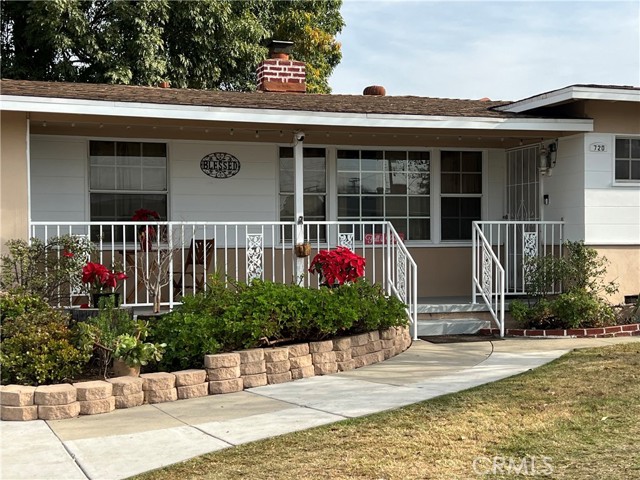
[173,238,215,297]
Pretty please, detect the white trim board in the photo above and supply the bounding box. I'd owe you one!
[1,95,593,132]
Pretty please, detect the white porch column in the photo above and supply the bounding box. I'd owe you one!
[293,131,305,283]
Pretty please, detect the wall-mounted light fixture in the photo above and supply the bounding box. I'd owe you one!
[539,140,558,175]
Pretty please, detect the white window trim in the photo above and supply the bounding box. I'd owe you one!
[612,134,640,187]
[87,138,170,221]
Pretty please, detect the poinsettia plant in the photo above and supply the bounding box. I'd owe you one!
[81,262,127,294]
[308,246,366,286]
[131,209,160,251]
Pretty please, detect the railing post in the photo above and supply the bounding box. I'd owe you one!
[293,132,305,284]
[472,223,477,305]
[168,223,174,310]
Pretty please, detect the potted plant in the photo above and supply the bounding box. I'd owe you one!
[308,246,366,287]
[295,242,312,257]
[131,208,161,251]
[113,323,165,377]
[81,261,127,307]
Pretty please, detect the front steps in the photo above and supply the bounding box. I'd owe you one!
[416,297,512,336]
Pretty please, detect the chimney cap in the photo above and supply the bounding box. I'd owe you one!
[267,40,294,55]
[363,85,386,96]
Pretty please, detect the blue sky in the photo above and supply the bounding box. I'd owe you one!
[329,0,640,101]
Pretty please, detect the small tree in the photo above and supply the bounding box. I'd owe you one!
[1,235,93,303]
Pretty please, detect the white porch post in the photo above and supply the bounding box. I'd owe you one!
[293,131,305,283]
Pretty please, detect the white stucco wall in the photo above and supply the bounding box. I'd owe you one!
[582,133,640,245]
[487,148,506,220]
[541,134,586,241]
[30,135,87,221]
[169,141,279,222]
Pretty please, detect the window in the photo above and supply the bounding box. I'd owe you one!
[89,141,168,240]
[440,150,482,241]
[337,149,430,240]
[279,147,326,238]
[615,137,640,181]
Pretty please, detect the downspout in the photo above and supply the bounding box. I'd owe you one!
[293,131,305,283]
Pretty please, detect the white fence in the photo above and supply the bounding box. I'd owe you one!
[30,220,418,339]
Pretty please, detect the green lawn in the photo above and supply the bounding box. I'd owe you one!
[133,343,640,480]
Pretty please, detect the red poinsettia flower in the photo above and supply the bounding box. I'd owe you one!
[309,247,366,286]
[62,250,74,258]
[131,209,160,221]
[82,262,127,293]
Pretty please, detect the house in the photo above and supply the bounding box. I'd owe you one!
[1,44,638,336]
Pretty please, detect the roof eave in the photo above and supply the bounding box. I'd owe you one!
[0,94,593,132]
[496,86,640,113]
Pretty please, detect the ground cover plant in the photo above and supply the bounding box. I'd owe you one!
[133,342,640,480]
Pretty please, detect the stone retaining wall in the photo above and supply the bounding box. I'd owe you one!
[0,326,412,422]
[479,323,640,338]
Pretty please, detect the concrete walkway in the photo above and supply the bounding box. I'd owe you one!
[2,336,638,480]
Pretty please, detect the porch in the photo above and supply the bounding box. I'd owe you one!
[30,219,565,340]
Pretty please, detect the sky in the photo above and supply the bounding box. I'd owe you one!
[329,0,640,101]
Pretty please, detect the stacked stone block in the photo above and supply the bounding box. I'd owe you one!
[394,326,412,354]
[288,343,315,379]
[34,384,80,420]
[206,353,244,394]
[1,385,38,421]
[238,349,267,388]
[380,327,397,359]
[310,340,338,375]
[174,370,208,399]
[107,376,144,409]
[141,372,177,404]
[74,380,115,415]
[264,348,292,384]
[350,332,384,368]
[332,337,354,372]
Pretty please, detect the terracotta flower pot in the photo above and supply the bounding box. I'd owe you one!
[112,359,141,377]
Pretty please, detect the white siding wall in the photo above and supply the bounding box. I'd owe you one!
[583,133,640,245]
[170,141,279,222]
[542,134,585,241]
[487,148,506,220]
[30,135,87,221]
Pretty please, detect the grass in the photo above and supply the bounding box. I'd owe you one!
[133,343,640,480]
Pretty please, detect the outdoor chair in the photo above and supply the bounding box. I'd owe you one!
[172,238,216,297]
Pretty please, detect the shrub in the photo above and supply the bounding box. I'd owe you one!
[1,235,94,304]
[0,291,89,385]
[152,277,408,371]
[551,289,617,329]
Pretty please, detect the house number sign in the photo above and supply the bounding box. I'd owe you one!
[589,142,608,153]
[200,152,241,178]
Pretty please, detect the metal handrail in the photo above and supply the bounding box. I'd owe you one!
[472,222,505,337]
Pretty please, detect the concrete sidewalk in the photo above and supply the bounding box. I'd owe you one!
[2,336,638,480]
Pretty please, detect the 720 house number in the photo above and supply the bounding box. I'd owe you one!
[589,143,607,152]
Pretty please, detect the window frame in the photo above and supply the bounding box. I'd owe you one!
[334,147,432,242]
[87,139,170,224]
[613,135,640,186]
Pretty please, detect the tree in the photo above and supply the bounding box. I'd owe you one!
[1,0,344,93]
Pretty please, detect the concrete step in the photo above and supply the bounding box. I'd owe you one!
[417,318,491,336]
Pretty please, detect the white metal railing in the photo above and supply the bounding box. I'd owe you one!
[30,221,418,337]
[472,223,505,337]
[473,221,564,296]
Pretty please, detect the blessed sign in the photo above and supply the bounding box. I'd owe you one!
[200,152,241,178]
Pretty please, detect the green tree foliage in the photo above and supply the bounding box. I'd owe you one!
[1,0,344,93]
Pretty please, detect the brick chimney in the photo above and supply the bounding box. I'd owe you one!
[256,40,306,93]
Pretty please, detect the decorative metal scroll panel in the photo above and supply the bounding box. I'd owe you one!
[482,244,493,298]
[338,232,354,250]
[523,231,538,259]
[397,249,407,300]
[246,233,264,282]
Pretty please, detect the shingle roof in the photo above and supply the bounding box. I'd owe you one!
[0,79,519,118]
